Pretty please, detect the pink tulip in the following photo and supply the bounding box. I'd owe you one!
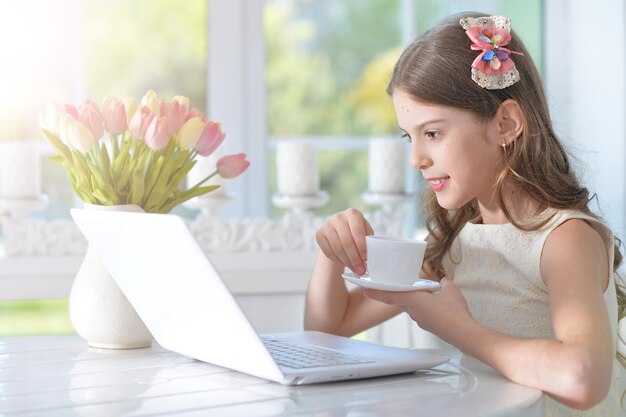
[216,153,250,179]
[102,97,127,135]
[160,100,186,136]
[172,95,190,113]
[78,99,105,140]
[144,116,170,150]
[185,107,203,121]
[64,104,79,120]
[128,106,155,140]
[195,121,225,157]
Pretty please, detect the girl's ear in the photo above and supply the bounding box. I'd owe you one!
[497,99,525,145]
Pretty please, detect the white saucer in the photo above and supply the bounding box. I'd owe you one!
[342,272,441,292]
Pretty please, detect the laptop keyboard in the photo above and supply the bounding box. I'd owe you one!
[262,337,376,369]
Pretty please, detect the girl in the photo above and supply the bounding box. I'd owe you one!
[304,12,624,416]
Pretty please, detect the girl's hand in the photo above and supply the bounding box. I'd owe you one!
[316,208,373,276]
[363,277,473,345]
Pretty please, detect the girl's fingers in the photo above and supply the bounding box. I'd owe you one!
[315,209,372,274]
[334,220,366,275]
[320,227,354,271]
[347,214,371,263]
[331,228,361,273]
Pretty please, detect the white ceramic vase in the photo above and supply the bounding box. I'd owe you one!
[69,204,152,349]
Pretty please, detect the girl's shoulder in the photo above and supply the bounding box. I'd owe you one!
[541,209,614,246]
[544,215,610,252]
[541,209,615,284]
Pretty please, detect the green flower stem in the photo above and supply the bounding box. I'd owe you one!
[190,170,219,189]
[111,134,120,159]
[143,150,154,176]
[131,140,138,159]
[99,142,113,186]
[91,141,101,172]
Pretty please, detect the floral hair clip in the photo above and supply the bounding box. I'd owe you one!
[459,16,524,89]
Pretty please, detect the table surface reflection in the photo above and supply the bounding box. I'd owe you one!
[0,335,543,417]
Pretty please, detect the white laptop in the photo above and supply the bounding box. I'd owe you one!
[70,209,449,385]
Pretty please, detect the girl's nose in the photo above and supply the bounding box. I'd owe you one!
[410,145,432,170]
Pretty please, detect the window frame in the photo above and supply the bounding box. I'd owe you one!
[208,0,269,218]
[211,0,418,219]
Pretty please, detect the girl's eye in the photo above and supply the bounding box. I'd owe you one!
[401,132,411,143]
[425,130,440,140]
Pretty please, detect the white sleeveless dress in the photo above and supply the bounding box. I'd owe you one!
[441,209,620,416]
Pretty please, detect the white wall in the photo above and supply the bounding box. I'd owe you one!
[544,0,626,240]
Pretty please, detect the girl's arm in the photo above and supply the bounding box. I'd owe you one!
[365,219,613,410]
[304,208,402,336]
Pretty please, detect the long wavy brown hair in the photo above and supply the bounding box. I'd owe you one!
[387,12,626,366]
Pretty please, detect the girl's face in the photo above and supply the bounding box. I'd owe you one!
[392,90,504,214]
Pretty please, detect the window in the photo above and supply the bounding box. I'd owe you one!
[263,0,543,221]
[0,0,544,335]
[0,0,207,219]
[0,0,543,221]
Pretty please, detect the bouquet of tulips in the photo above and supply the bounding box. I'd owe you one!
[39,90,249,213]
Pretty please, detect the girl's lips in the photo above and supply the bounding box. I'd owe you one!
[428,176,450,192]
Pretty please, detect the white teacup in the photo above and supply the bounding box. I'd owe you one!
[365,235,427,285]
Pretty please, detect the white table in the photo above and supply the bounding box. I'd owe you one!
[0,335,544,417]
